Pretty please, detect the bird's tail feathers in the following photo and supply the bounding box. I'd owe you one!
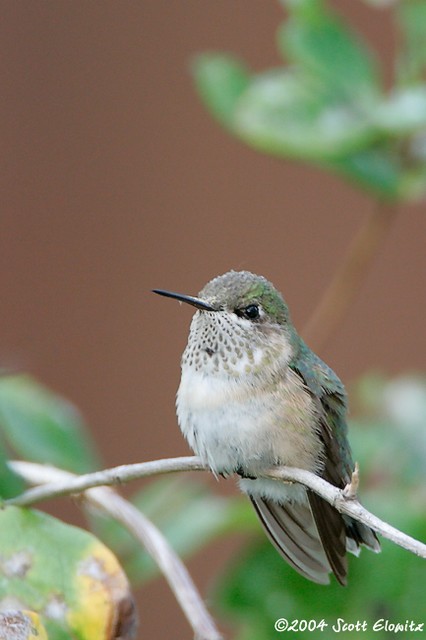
[250,495,334,585]
[343,515,381,555]
[250,492,380,586]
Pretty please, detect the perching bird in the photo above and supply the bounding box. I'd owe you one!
[154,270,380,584]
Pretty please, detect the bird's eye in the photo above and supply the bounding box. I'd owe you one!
[244,304,260,320]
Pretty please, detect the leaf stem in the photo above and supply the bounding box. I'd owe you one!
[302,200,398,351]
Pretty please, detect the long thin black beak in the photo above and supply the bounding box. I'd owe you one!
[152,289,216,311]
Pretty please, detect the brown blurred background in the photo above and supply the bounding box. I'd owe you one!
[1,1,425,637]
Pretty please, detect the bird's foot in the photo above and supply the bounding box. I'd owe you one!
[342,462,360,499]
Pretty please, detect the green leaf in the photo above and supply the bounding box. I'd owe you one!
[278,0,380,100]
[192,53,250,128]
[0,375,100,474]
[233,70,378,161]
[374,86,426,134]
[397,0,426,85]
[0,506,135,640]
[327,146,403,199]
[0,435,25,499]
[191,2,426,201]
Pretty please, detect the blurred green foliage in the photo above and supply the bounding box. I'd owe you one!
[192,0,426,200]
[0,375,100,498]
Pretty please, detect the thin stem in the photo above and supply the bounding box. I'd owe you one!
[9,457,426,560]
[267,467,426,559]
[302,200,398,351]
[89,491,223,640]
[8,456,204,507]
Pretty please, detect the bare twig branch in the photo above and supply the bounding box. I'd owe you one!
[8,457,426,560]
[9,461,223,640]
[302,201,397,351]
[8,457,204,507]
[266,466,426,559]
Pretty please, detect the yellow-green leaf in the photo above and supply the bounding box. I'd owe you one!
[0,507,136,640]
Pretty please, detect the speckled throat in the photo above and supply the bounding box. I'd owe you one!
[181,308,292,379]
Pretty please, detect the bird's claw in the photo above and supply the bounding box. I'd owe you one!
[342,462,359,499]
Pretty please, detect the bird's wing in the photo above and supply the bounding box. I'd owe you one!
[245,343,350,585]
[249,343,378,586]
[286,342,354,583]
[290,341,354,488]
[289,342,379,577]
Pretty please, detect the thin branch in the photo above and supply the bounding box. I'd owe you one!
[302,200,397,351]
[8,457,426,559]
[266,466,426,559]
[10,461,223,640]
[8,457,204,507]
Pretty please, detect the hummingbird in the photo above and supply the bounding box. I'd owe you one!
[153,271,380,585]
